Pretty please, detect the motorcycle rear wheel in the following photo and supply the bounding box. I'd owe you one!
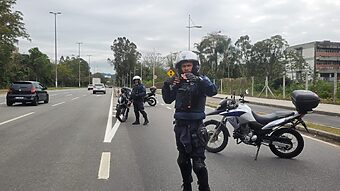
[204,120,229,153]
[269,128,304,159]
[147,97,157,106]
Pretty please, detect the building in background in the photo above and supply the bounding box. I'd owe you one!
[287,40,340,81]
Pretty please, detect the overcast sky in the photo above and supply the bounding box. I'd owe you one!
[15,0,340,74]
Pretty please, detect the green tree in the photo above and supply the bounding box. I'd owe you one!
[0,0,29,87]
[27,47,53,84]
[196,32,236,79]
[248,35,288,82]
[109,37,141,87]
[235,35,252,77]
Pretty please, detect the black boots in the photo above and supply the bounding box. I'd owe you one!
[141,110,149,125]
[133,110,149,125]
[143,118,149,125]
[181,183,192,191]
[132,121,140,125]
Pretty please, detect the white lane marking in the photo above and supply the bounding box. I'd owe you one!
[71,97,79,100]
[52,102,65,107]
[104,91,121,143]
[160,103,164,106]
[0,102,5,105]
[0,112,35,126]
[302,134,340,148]
[98,152,111,179]
[65,94,72,97]
[166,107,172,110]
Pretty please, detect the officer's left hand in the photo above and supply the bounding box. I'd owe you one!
[184,73,200,82]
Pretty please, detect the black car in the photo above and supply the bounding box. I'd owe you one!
[6,81,49,106]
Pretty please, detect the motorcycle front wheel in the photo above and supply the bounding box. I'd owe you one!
[147,97,157,106]
[116,107,127,122]
[204,120,229,153]
[269,128,304,159]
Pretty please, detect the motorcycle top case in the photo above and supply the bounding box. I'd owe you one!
[291,90,320,113]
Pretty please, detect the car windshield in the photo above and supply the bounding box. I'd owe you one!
[11,82,32,90]
[95,84,104,87]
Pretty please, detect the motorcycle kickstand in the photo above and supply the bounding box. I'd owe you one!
[254,145,261,161]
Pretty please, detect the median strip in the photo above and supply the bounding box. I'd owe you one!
[98,152,111,179]
[0,112,35,126]
[52,102,65,107]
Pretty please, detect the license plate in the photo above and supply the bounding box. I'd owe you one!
[15,97,24,99]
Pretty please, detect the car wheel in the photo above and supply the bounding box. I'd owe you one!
[6,100,13,106]
[44,95,49,103]
[32,96,38,106]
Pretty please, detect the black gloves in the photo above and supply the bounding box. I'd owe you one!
[184,73,200,83]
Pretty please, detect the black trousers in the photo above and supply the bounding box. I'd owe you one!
[174,119,210,191]
[133,101,147,122]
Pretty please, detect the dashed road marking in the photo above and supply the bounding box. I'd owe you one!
[98,152,111,179]
[0,112,35,126]
[71,97,79,100]
[65,94,72,97]
[52,102,65,107]
[166,107,172,110]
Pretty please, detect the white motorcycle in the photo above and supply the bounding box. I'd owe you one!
[204,90,320,160]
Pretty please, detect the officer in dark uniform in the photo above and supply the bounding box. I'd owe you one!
[162,51,217,191]
[130,76,149,125]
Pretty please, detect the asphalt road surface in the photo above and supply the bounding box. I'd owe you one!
[0,89,339,191]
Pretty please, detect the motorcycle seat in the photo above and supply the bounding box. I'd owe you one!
[206,109,224,116]
[252,111,295,125]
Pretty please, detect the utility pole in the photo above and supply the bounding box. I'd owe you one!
[76,42,83,87]
[87,55,92,85]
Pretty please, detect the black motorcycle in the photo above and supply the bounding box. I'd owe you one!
[144,86,157,106]
[116,87,131,122]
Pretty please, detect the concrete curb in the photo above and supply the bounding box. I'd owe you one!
[296,126,340,142]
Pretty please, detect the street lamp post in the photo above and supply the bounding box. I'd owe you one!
[186,14,202,50]
[76,42,83,87]
[49,11,61,88]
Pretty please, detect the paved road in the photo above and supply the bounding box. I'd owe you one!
[0,89,339,190]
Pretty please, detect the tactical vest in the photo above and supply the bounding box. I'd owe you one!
[175,80,206,113]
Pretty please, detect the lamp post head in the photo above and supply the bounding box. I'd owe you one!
[49,11,62,15]
[186,25,202,29]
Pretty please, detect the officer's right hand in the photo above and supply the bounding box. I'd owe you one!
[170,76,180,86]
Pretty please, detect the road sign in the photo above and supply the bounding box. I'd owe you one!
[167,69,175,77]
